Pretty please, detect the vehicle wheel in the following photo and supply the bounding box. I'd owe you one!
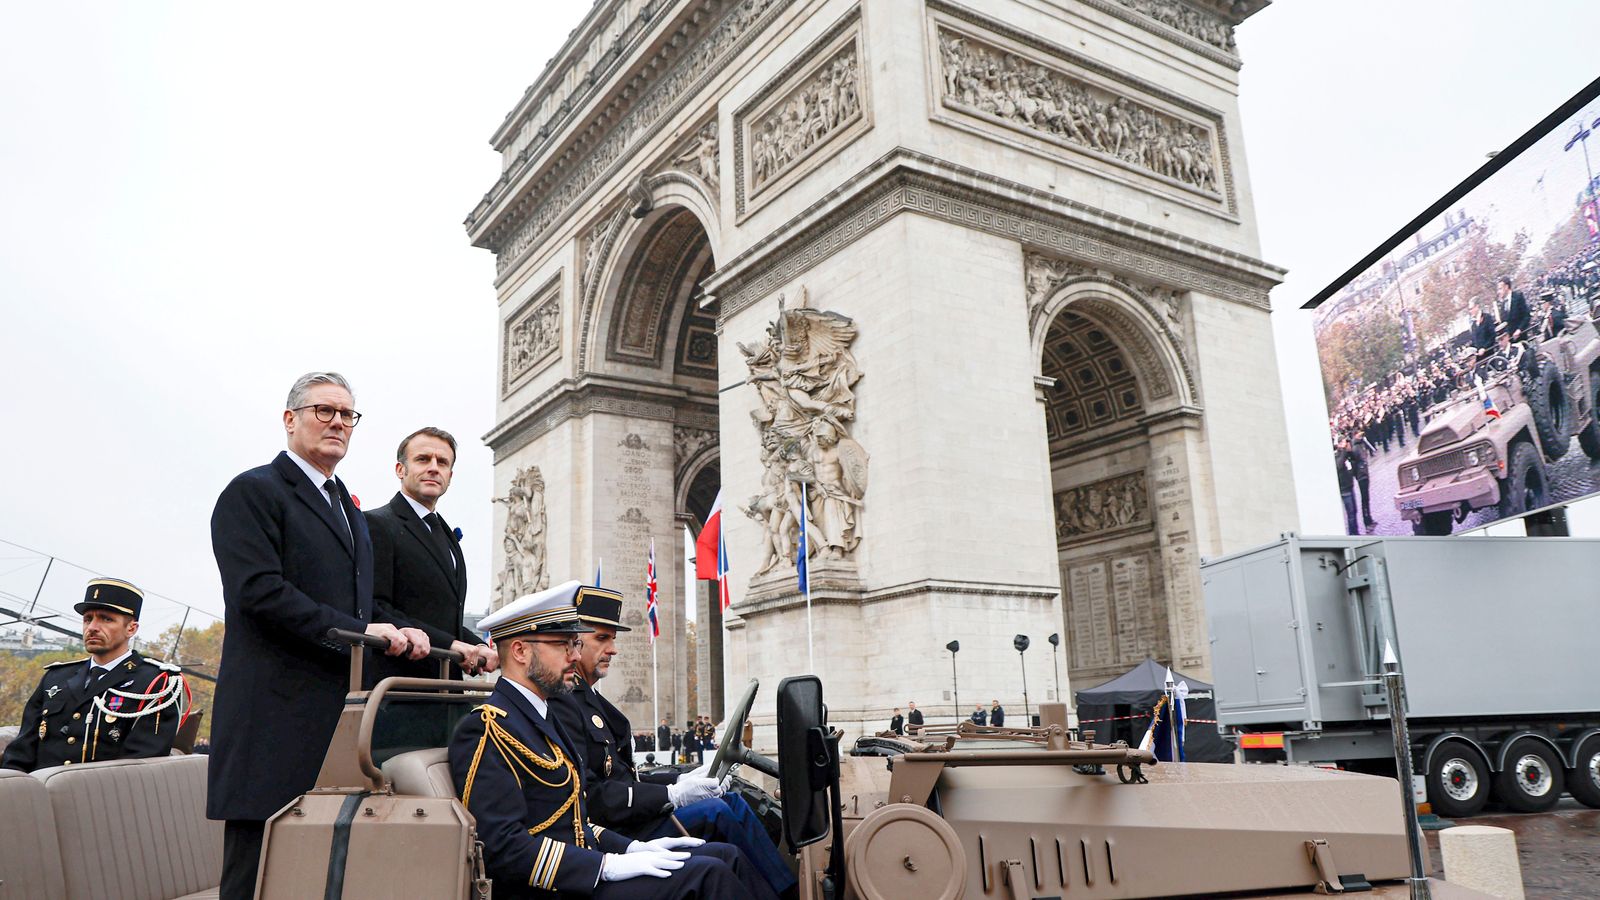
[1494,739,1565,813]
[1578,373,1600,460]
[1523,355,1570,460]
[1427,739,1489,818]
[1412,511,1454,536]
[1567,735,1600,809]
[1496,441,1548,519]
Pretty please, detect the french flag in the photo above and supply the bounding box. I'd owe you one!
[695,489,724,581]
[645,540,659,642]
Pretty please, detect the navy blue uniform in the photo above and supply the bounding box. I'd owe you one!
[1,652,184,772]
[450,679,761,899]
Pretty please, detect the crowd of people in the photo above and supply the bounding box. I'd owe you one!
[632,716,719,765]
[1326,268,1592,533]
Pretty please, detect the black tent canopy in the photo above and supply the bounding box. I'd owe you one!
[1073,658,1231,763]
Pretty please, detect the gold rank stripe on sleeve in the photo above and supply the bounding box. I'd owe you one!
[590,824,608,841]
[530,837,565,890]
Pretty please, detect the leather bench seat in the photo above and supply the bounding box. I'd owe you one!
[0,754,222,900]
[380,747,456,799]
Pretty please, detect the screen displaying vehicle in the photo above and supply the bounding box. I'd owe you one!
[1309,77,1600,536]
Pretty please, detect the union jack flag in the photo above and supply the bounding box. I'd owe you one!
[646,540,660,641]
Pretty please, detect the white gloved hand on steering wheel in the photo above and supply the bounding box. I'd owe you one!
[687,757,715,779]
[626,836,704,854]
[600,848,689,881]
[667,773,725,809]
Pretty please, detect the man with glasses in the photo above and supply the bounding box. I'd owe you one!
[209,371,432,900]
[450,582,772,898]
[549,585,794,898]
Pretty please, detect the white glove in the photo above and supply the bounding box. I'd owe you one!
[627,836,705,853]
[687,758,714,779]
[600,849,689,881]
[667,774,725,809]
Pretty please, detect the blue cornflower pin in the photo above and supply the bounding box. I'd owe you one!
[453,527,464,541]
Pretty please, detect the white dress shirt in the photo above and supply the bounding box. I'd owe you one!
[502,676,549,719]
[286,449,352,537]
[402,491,456,568]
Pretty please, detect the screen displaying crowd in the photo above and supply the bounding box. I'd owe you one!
[1313,91,1600,536]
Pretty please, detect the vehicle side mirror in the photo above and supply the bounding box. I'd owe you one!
[776,675,830,850]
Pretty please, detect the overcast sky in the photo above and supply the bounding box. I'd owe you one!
[4,2,1599,641]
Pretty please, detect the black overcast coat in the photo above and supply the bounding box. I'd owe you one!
[208,451,409,821]
[549,674,677,837]
[365,491,475,684]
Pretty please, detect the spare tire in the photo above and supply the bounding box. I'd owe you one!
[1523,354,1569,459]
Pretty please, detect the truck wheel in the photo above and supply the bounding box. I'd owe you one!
[1524,356,1570,460]
[1578,375,1600,460]
[1496,442,1548,519]
[1427,739,1489,817]
[1412,511,1454,536]
[1494,740,1565,813]
[1567,735,1600,809]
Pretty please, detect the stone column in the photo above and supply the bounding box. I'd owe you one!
[1145,410,1211,676]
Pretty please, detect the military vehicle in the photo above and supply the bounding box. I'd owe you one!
[0,628,1495,898]
[1395,316,1600,534]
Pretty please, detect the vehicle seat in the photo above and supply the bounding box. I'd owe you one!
[34,754,221,900]
[0,766,67,900]
[381,747,456,799]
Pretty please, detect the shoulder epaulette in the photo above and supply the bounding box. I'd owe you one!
[45,657,88,668]
[473,703,506,716]
[152,659,182,673]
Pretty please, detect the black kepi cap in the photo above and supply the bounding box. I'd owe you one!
[573,585,631,632]
[75,578,144,619]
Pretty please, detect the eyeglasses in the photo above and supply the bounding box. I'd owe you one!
[291,404,363,426]
[523,637,583,652]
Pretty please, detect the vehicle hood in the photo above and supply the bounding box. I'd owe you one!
[1416,402,1484,453]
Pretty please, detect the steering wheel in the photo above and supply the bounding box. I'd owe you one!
[708,679,759,781]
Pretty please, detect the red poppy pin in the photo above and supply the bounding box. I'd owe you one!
[352,495,361,509]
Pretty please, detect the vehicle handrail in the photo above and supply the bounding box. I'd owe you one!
[327,626,470,692]
[356,676,495,787]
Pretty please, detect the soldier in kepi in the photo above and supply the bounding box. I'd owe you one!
[2,578,187,772]
[449,582,775,899]
[549,583,792,898]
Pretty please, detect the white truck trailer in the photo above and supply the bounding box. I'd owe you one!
[1202,534,1600,817]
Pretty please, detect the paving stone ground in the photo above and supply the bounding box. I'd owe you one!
[1424,799,1600,898]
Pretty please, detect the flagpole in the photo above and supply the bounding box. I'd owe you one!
[801,482,815,675]
[649,540,659,745]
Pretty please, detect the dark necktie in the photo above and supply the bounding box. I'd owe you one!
[324,479,352,539]
[83,664,106,692]
[425,512,456,568]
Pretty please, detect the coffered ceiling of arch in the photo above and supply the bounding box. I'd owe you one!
[1041,311,1143,442]
[608,210,717,378]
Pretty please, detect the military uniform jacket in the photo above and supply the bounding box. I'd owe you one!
[366,491,475,685]
[548,676,677,837]
[1,651,185,772]
[449,679,633,897]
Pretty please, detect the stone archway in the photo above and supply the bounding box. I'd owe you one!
[1034,273,1214,685]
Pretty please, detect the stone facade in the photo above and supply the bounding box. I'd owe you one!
[468,0,1291,741]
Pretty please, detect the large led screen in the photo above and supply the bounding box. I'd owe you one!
[1310,78,1600,536]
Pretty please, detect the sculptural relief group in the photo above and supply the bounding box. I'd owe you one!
[938,29,1219,194]
[748,47,863,193]
[739,288,870,579]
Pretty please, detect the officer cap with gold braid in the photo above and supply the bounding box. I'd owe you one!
[478,580,596,643]
[572,585,631,632]
[74,578,144,619]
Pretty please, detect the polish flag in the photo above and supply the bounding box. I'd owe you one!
[695,489,724,580]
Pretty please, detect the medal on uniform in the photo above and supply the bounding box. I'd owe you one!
[46,685,60,698]
[591,714,604,729]
[605,754,613,776]
[108,727,122,742]
[107,695,124,712]
[38,722,47,740]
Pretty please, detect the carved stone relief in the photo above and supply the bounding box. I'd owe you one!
[580,206,628,303]
[936,25,1221,196]
[1108,0,1236,54]
[502,280,562,394]
[739,287,868,577]
[492,465,551,609]
[735,12,868,216]
[1054,471,1150,542]
[674,425,717,475]
[665,120,721,195]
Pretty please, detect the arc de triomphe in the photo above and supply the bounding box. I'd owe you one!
[467,0,1298,737]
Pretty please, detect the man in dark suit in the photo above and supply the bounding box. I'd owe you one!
[209,371,431,900]
[451,584,768,899]
[2,579,186,772]
[366,426,497,687]
[969,704,987,727]
[1499,276,1531,343]
[657,718,671,755]
[889,708,904,735]
[990,700,1006,727]
[906,701,924,732]
[549,586,793,898]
